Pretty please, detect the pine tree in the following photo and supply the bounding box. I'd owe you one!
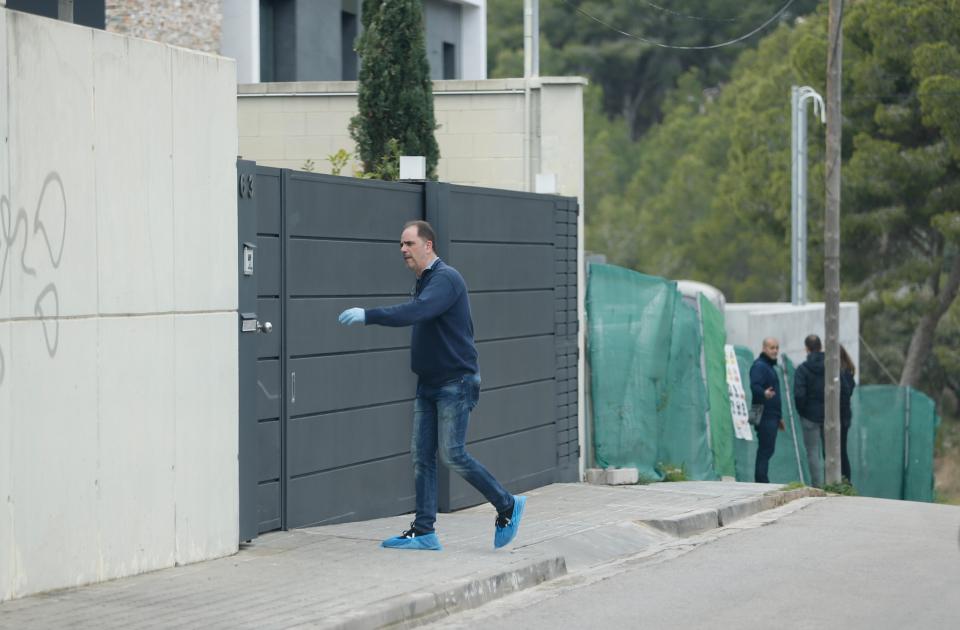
[349,0,440,180]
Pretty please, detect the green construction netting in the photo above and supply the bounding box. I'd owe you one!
[733,346,758,481]
[699,295,736,478]
[659,300,716,480]
[587,264,715,480]
[587,263,939,501]
[587,265,673,479]
[850,385,939,501]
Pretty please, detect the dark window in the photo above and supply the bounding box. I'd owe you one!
[442,42,456,80]
[341,11,358,81]
[7,0,105,28]
[259,0,276,82]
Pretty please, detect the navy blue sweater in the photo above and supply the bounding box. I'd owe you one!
[749,353,782,422]
[364,259,479,385]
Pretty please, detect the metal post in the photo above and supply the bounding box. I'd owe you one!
[58,0,74,22]
[824,0,845,486]
[523,0,533,192]
[791,86,825,306]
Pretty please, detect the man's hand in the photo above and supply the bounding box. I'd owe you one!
[338,308,365,326]
[764,386,775,400]
[778,419,786,432]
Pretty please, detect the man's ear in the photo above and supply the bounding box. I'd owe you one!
[426,240,434,253]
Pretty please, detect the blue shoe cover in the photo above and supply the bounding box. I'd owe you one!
[494,495,527,549]
[381,531,442,551]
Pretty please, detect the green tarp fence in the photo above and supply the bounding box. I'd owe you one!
[587,263,939,501]
[850,385,939,502]
[698,295,736,478]
[586,264,715,480]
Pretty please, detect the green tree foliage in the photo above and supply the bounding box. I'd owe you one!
[349,0,439,179]
[488,0,818,139]
[584,0,960,399]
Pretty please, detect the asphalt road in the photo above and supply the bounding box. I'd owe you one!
[428,496,960,629]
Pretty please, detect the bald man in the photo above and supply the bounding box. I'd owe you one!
[750,338,783,483]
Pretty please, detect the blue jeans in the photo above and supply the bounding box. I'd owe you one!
[754,416,780,483]
[411,373,512,533]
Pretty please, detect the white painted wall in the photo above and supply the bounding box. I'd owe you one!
[0,9,239,601]
[220,0,259,84]
[456,0,486,80]
[724,302,861,377]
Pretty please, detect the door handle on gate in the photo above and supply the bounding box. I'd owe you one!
[258,321,273,334]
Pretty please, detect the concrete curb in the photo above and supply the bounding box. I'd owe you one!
[639,486,825,537]
[320,555,567,630]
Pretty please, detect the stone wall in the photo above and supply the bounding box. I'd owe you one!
[106,0,222,53]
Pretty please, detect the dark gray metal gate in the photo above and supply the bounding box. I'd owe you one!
[238,165,579,538]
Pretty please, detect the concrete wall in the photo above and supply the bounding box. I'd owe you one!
[724,303,861,377]
[236,77,586,206]
[0,9,238,602]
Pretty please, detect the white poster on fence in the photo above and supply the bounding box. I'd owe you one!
[725,344,753,441]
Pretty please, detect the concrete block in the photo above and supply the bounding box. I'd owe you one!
[281,95,327,113]
[283,135,333,161]
[259,111,306,137]
[174,313,238,564]
[640,508,720,538]
[7,12,98,319]
[171,46,237,313]
[437,133,475,159]
[97,315,176,580]
[237,105,260,136]
[605,467,639,485]
[9,318,100,598]
[324,94,360,112]
[307,110,354,136]
[473,133,523,159]
[239,135,286,161]
[93,32,175,315]
[584,468,605,485]
[433,93,472,111]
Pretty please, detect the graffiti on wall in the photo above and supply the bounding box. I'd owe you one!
[0,171,67,388]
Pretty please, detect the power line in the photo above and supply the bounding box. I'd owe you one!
[639,1,740,23]
[557,0,799,50]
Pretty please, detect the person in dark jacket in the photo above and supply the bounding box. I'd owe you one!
[839,345,857,482]
[794,334,826,487]
[749,337,783,483]
[337,220,525,552]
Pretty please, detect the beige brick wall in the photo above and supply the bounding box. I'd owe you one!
[106,0,223,54]
[237,78,586,205]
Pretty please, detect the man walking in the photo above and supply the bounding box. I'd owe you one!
[794,334,826,487]
[337,220,525,551]
[749,338,783,483]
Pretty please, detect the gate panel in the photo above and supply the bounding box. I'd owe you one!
[283,171,423,528]
[255,166,284,533]
[429,184,568,511]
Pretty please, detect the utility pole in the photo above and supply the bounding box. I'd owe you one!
[824,0,844,485]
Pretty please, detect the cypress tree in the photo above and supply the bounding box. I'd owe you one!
[349,0,440,180]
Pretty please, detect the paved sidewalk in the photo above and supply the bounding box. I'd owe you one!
[0,482,821,630]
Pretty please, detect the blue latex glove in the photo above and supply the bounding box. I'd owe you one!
[338,307,365,326]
